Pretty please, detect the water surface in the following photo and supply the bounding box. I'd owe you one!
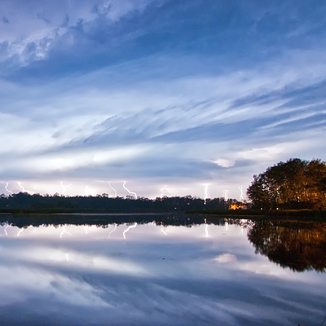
[0,217,325,325]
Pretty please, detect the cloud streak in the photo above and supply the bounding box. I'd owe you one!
[0,0,325,198]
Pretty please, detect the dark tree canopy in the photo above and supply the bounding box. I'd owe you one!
[0,192,237,214]
[248,220,326,272]
[247,158,326,210]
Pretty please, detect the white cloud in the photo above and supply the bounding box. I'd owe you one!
[0,2,326,197]
[213,253,237,263]
[212,159,235,168]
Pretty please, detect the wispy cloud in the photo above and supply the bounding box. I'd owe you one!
[0,0,326,197]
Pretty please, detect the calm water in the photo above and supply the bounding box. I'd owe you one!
[0,217,325,325]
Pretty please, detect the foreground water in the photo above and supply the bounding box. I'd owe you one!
[0,216,325,325]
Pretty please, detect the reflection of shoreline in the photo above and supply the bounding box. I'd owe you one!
[0,213,228,229]
[248,220,326,272]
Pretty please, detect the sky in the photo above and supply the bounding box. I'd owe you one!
[0,0,326,199]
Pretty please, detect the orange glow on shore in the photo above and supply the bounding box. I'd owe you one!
[230,204,245,210]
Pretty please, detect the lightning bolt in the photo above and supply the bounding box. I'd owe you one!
[204,218,209,238]
[223,190,229,201]
[240,219,248,236]
[122,223,137,239]
[5,183,13,195]
[204,184,209,205]
[84,225,88,234]
[4,224,11,236]
[61,181,72,195]
[160,185,167,198]
[84,185,89,196]
[17,228,24,237]
[108,182,117,197]
[108,223,117,238]
[122,181,137,199]
[18,182,25,192]
[60,225,71,238]
[66,253,69,261]
[225,221,229,232]
[160,222,167,235]
[18,181,32,194]
[238,186,244,201]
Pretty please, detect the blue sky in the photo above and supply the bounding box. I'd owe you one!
[0,0,326,199]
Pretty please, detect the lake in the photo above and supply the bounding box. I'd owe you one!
[0,215,325,325]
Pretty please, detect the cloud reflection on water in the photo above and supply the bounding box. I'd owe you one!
[0,222,325,325]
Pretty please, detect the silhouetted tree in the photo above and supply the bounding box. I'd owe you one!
[248,220,326,272]
[247,158,326,209]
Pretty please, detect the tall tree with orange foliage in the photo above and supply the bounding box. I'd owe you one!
[247,158,326,209]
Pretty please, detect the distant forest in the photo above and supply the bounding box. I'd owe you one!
[0,192,240,214]
[1,158,325,214]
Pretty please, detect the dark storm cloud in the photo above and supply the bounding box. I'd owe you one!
[4,0,326,82]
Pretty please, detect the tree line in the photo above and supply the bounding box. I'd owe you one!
[2,157,325,213]
[247,158,326,210]
[0,192,239,213]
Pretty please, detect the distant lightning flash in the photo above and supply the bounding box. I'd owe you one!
[61,181,72,195]
[204,218,209,237]
[160,222,167,236]
[223,190,229,201]
[204,184,209,205]
[18,182,25,192]
[108,223,117,238]
[18,181,31,194]
[160,185,167,198]
[122,181,137,199]
[122,223,137,239]
[4,224,11,236]
[84,225,88,234]
[60,225,71,238]
[17,228,24,237]
[5,183,13,195]
[238,186,244,201]
[108,182,117,197]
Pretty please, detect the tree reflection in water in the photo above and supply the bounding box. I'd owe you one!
[248,220,326,272]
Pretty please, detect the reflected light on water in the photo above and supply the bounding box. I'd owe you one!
[108,223,117,238]
[0,219,325,325]
[160,222,167,236]
[60,225,72,238]
[17,228,25,237]
[122,222,137,239]
[4,224,10,236]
